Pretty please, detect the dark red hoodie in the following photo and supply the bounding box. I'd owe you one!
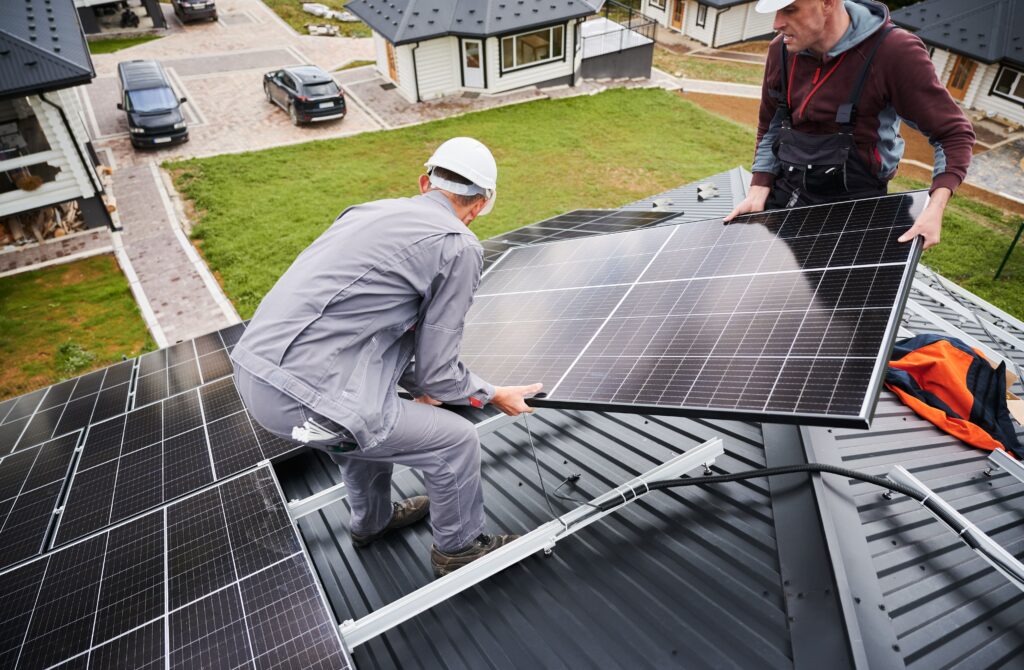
[750,0,975,194]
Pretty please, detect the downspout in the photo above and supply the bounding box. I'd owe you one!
[411,42,422,102]
[39,91,103,196]
[711,5,730,49]
[571,18,584,86]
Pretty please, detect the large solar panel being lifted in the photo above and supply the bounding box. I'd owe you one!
[0,467,349,669]
[462,192,926,427]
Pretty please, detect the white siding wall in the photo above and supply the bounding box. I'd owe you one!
[930,47,951,83]
[683,1,713,45]
[642,1,671,30]
[968,63,1024,126]
[393,43,418,102]
[963,61,991,109]
[740,4,773,41]
[0,95,94,218]
[372,31,389,79]
[484,20,579,95]
[415,37,460,100]
[712,5,747,46]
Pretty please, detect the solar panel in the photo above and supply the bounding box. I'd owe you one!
[0,467,349,669]
[482,209,681,269]
[462,192,926,428]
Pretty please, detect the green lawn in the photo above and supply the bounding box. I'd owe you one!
[653,46,765,85]
[87,35,162,54]
[0,256,155,400]
[169,88,754,317]
[262,0,371,36]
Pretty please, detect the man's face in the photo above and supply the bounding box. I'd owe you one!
[773,0,829,54]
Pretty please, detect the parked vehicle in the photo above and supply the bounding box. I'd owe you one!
[117,60,189,149]
[263,66,346,126]
[171,0,217,23]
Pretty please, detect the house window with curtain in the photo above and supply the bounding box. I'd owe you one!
[500,24,565,72]
[696,3,708,28]
[993,65,1024,104]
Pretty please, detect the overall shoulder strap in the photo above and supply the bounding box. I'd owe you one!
[836,26,896,126]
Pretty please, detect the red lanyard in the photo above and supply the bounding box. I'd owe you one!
[788,51,849,120]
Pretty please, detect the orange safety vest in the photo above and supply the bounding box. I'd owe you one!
[885,335,1021,457]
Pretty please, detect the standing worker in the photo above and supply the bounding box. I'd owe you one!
[231,138,542,577]
[725,0,975,248]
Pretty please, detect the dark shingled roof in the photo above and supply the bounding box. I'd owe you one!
[0,0,95,100]
[892,0,1024,67]
[345,0,604,45]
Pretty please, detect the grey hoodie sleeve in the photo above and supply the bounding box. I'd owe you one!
[409,243,495,406]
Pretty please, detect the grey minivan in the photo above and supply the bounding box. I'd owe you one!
[117,60,189,149]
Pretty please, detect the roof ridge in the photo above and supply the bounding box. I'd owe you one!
[0,26,90,77]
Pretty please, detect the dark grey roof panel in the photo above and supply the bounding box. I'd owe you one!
[892,0,1024,67]
[620,166,751,221]
[0,0,95,99]
[345,0,603,45]
[280,410,795,670]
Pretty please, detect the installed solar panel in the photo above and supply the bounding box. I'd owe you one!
[481,209,680,269]
[462,193,926,427]
[0,467,349,669]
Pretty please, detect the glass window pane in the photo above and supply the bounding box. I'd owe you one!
[465,42,480,68]
[502,37,514,68]
[516,28,551,66]
[1013,75,1024,100]
[994,68,1015,94]
[552,26,563,58]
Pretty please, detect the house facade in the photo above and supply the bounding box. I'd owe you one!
[893,0,1024,126]
[640,0,772,48]
[1,0,110,231]
[347,0,653,103]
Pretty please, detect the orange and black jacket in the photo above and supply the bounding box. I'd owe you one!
[885,335,1021,457]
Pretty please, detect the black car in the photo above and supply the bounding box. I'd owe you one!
[263,66,346,126]
[117,60,189,149]
[171,0,217,22]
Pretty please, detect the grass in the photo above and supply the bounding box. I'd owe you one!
[261,0,371,37]
[335,59,375,72]
[87,35,162,54]
[0,255,155,400]
[720,40,771,55]
[653,46,765,85]
[169,88,754,317]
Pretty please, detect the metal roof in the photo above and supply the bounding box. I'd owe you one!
[344,0,604,46]
[891,0,1024,67]
[281,168,1024,668]
[0,0,95,100]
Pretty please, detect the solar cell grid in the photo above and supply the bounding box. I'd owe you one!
[463,192,925,427]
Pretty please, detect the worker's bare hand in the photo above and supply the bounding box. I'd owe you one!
[898,192,948,249]
[491,383,543,416]
[723,185,771,223]
[414,395,442,406]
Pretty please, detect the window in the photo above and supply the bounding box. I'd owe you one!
[649,0,666,9]
[500,25,565,71]
[696,3,708,28]
[993,65,1024,104]
[126,87,178,113]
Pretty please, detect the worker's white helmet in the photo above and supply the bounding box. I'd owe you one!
[424,137,498,216]
[755,0,795,12]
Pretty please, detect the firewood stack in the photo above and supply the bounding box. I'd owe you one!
[0,200,86,247]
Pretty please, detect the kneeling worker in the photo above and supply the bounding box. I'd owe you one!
[231,137,542,577]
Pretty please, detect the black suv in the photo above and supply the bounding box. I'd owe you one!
[171,0,217,22]
[117,60,188,149]
[263,66,346,126]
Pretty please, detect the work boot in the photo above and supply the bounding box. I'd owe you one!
[430,533,519,578]
[351,496,430,548]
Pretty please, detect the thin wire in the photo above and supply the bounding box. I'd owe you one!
[522,413,569,532]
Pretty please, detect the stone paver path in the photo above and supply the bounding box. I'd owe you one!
[967,138,1024,202]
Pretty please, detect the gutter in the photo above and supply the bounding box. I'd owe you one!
[39,91,103,196]
[411,41,421,102]
[711,5,730,49]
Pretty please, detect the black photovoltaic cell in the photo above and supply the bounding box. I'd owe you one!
[463,193,926,427]
[481,208,681,269]
[0,468,348,670]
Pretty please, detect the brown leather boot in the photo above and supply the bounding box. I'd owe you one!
[430,533,519,577]
[351,496,430,548]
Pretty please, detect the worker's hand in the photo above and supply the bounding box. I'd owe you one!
[898,188,950,250]
[724,185,771,223]
[490,383,543,416]
[414,395,442,406]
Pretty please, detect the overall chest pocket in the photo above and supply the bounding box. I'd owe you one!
[774,128,856,196]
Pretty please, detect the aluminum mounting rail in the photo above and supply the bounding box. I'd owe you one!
[338,437,725,649]
[986,448,1024,486]
[888,465,1024,593]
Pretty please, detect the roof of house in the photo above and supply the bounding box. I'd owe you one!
[283,167,1024,668]
[0,0,95,100]
[891,0,1024,67]
[344,0,604,46]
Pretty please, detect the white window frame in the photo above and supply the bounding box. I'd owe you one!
[696,3,708,28]
[992,65,1024,105]
[649,0,666,9]
[499,24,565,73]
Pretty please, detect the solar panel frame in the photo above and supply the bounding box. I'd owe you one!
[468,192,926,429]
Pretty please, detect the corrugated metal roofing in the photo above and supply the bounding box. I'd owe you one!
[0,0,95,99]
[891,0,1024,67]
[620,166,752,220]
[344,0,603,46]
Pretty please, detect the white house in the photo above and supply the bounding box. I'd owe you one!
[345,0,656,103]
[893,0,1024,127]
[1,0,110,230]
[639,0,773,48]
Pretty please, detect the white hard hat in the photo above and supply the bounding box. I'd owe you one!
[755,0,795,12]
[424,137,498,215]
